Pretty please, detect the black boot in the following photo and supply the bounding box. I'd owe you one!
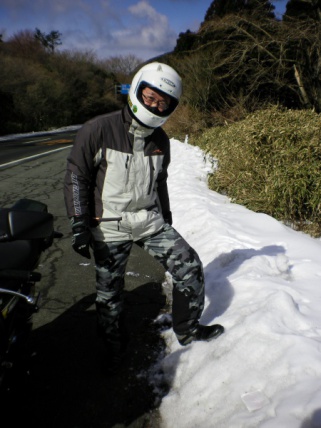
[177,324,224,346]
[97,321,129,370]
[103,330,127,368]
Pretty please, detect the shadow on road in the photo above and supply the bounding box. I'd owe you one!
[2,283,169,428]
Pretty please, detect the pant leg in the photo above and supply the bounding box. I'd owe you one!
[92,240,133,336]
[137,224,205,337]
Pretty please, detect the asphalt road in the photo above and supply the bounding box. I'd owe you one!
[0,147,171,428]
[0,129,77,168]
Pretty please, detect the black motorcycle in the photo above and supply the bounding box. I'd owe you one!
[0,198,60,390]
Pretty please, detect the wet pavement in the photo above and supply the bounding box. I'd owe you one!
[0,148,172,427]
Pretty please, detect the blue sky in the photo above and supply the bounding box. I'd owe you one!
[0,0,287,61]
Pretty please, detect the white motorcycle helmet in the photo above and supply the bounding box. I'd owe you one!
[128,62,182,128]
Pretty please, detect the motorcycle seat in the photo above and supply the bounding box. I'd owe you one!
[0,208,53,242]
[0,240,41,271]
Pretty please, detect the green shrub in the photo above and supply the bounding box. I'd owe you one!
[192,105,321,236]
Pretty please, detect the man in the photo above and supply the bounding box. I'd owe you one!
[64,62,224,364]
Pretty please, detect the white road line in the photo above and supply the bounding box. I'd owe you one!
[0,145,72,169]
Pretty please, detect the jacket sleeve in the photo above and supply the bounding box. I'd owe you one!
[63,122,101,220]
[156,137,171,223]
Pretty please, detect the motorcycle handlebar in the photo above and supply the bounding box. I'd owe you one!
[0,288,36,304]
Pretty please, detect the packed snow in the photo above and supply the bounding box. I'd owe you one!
[156,138,321,428]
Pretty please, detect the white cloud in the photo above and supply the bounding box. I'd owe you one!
[129,0,160,20]
[110,1,177,55]
[0,0,178,60]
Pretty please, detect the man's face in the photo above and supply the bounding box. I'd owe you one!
[141,87,171,113]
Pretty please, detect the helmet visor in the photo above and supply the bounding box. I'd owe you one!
[137,82,179,117]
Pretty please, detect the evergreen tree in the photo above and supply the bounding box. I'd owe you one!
[284,0,321,21]
[174,30,198,53]
[34,28,62,53]
[204,0,275,21]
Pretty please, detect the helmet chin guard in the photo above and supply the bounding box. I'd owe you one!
[128,62,182,128]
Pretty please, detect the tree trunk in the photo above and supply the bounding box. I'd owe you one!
[293,64,311,107]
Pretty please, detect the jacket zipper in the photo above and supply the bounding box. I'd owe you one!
[148,157,154,195]
[125,155,130,185]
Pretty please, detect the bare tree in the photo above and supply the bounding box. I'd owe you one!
[6,30,45,57]
[174,12,321,114]
[100,54,143,83]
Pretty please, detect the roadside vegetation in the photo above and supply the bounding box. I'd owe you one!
[1,0,321,236]
[192,106,321,236]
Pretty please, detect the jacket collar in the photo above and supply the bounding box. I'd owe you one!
[122,105,154,137]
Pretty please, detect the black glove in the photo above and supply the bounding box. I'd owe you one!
[163,211,172,226]
[70,216,92,259]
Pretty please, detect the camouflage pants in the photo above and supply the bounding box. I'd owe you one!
[92,223,205,339]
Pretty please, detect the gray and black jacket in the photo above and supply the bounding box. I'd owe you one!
[64,106,171,241]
